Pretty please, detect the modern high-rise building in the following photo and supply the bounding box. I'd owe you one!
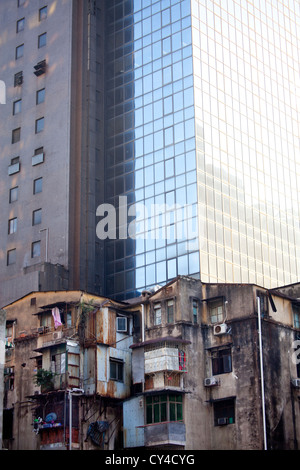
[0,0,299,306]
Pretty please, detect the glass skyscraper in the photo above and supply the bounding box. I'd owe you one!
[102,0,300,300]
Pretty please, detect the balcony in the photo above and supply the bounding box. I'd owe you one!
[144,421,186,448]
[36,326,75,350]
[8,162,20,175]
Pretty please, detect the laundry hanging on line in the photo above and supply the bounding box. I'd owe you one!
[52,307,62,329]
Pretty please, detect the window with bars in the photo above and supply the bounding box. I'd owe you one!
[51,352,66,375]
[146,394,183,424]
[214,398,235,426]
[14,71,23,86]
[154,302,162,326]
[167,299,174,323]
[192,298,199,324]
[293,305,300,329]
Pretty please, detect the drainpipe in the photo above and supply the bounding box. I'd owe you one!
[257,296,267,450]
[69,390,72,450]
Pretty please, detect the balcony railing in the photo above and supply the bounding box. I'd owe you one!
[144,347,186,374]
[144,421,186,447]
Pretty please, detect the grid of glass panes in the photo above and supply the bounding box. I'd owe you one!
[192,0,300,288]
[104,0,200,300]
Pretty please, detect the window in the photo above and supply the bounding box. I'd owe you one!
[36,88,45,105]
[9,186,18,203]
[209,299,223,324]
[32,241,41,258]
[38,32,47,48]
[146,394,183,424]
[110,359,123,382]
[192,298,199,324]
[293,305,300,329]
[14,71,23,86]
[35,117,44,133]
[32,147,44,166]
[8,157,20,175]
[214,398,235,426]
[7,249,16,266]
[13,99,22,115]
[154,302,162,325]
[32,209,42,226]
[6,322,14,340]
[4,367,14,392]
[39,6,47,21]
[33,178,43,194]
[211,348,232,375]
[16,44,24,59]
[16,18,25,33]
[116,316,127,332]
[257,291,269,318]
[40,311,52,328]
[12,127,21,143]
[167,299,174,323]
[8,218,17,234]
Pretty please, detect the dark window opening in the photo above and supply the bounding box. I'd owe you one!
[214,398,235,426]
[257,291,269,318]
[212,348,232,375]
[3,408,14,440]
[110,359,123,382]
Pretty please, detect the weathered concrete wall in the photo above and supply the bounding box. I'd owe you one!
[140,277,300,450]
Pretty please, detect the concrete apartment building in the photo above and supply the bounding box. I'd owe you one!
[2,276,300,450]
[2,289,139,450]
[0,0,106,307]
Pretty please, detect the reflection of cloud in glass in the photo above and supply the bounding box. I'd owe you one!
[192,0,300,288]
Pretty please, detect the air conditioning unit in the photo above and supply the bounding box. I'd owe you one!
[53,331,63,340]
[204,376,219,387]
[116,316,127,332]
[291,378,300,388]
[213,323,228,335]
[217,417,228,426]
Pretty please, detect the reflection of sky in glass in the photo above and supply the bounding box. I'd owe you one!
[104,0,200,300]
[131,0,200,295]
[104,0,300,300]
[193,0,300,287]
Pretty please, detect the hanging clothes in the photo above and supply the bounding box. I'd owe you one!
[52,307,62,329]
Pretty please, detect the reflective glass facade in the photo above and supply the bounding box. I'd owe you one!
[192,0,300,288]
[103,0,300,300]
